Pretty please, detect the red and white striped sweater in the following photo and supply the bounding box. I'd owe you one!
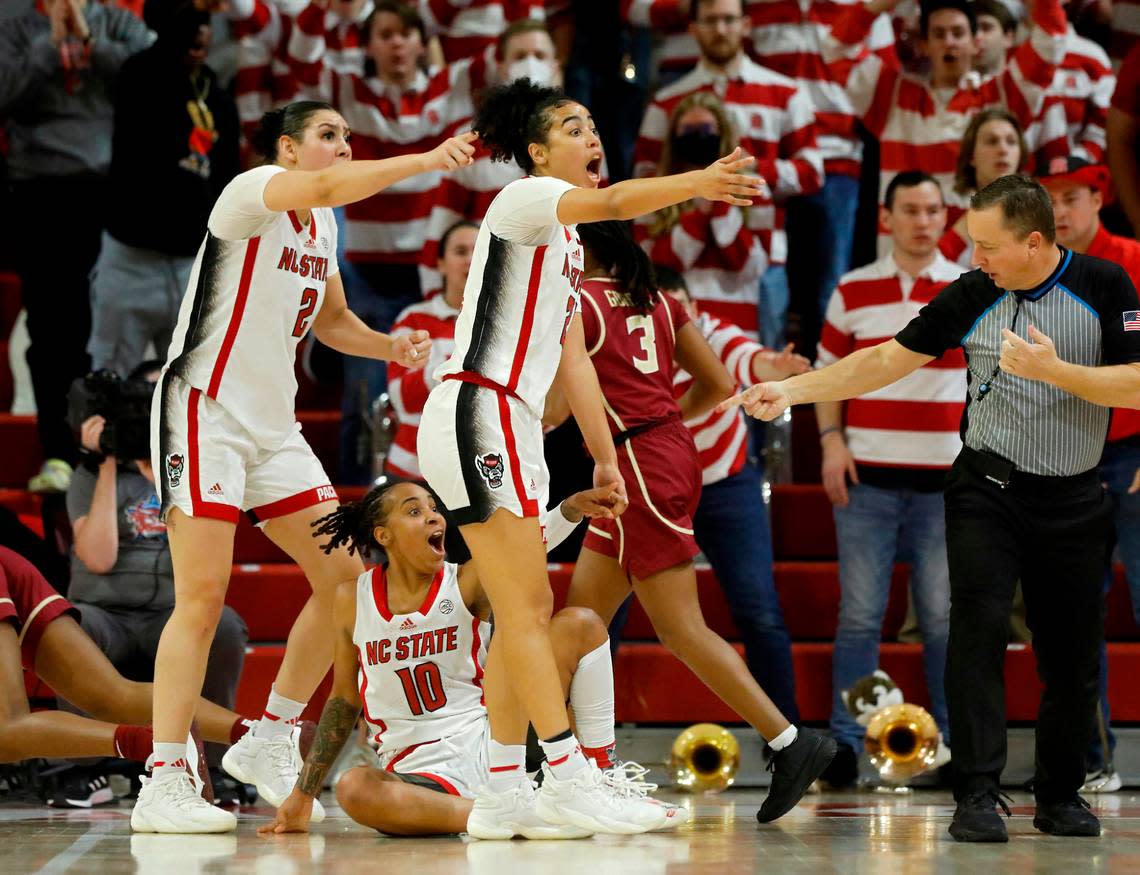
[620,0,699,78]
[825,0,1067,255]
[634,201,768,337]
[745,0,896,179]
[288,11,489,264]
[816,252,966,468]
[633,55,824,266]
[417,0,545,61]
[386,294,461,480]
[674,312,765,485]
[229,0,304,146]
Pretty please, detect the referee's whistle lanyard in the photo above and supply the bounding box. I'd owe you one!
[974,295,1024,402]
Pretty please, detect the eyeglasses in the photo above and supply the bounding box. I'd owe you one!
[696,15,743,27]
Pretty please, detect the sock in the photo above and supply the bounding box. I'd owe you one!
[230,717,255,744]
[487,740,527,791]
[569,641,616,769]
[254,686,307,740]
[151,741,188,779]
[113,724,153,763]
[769,724,798,752]
[539,728,588,779]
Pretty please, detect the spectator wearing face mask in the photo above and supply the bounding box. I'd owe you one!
[634,90,769,336]
[634,0,823,348]
[416,19,595,295]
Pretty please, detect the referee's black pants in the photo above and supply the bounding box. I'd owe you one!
[943,450,1113,804]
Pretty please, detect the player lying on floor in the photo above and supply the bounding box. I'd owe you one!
[0,545,256,789]
[261,480,683,837]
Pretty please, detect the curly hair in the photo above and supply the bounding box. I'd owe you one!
[473,78,574,173]
[310,480,407,557]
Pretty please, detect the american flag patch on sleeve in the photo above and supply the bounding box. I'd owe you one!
[1126,311,1140,332]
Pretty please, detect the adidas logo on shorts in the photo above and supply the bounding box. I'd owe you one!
[208,483,224,496]
[399,618,416,631]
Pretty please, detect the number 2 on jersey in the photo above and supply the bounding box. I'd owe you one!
[292,287,318,339]
[395,662,447,715]
[626,314,659,374]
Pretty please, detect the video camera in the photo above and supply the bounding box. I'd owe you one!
[68,371,155,460]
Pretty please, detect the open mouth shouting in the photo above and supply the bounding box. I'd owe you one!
[585,154,602,186]
[427,529,445,556]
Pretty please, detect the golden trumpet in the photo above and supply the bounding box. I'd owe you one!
[864,703,940,783]
[669,723,740,793]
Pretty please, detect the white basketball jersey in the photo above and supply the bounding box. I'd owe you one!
[435,175,584,421]
[353,562,491,759]
[164,165,338,450]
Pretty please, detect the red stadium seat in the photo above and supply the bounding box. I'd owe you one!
[0,416,43,487]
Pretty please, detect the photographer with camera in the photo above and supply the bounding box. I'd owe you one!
[64,362,249,804]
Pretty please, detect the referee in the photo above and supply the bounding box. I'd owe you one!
[721,175,1140,842]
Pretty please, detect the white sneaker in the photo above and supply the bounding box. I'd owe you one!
[131,772,237,833]
[221,727,325,822]
[603,761,689,830]
[535,760,670,834]
[466,780,593,840]
[1081,768,1123,793]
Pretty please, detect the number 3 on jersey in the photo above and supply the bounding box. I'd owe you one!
[395,662,447,715]
[292,287,318,338]
[626,314,659,374]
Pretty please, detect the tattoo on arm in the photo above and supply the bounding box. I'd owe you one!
[296,696,361,797]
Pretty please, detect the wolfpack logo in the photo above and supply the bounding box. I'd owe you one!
[166,453,185,488]
[439,598,454,615]
[475,453,505,489]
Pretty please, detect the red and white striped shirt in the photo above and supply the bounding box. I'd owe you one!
[633,201,767,337]
[633,55,823,266]
[386,294,460,480]
[229,0,305,147]
[745,0,896,179]
[674,312,764,485]
[620,0,699,78]
[938,224,972,269]
[284,1,372,96]
[1025,26,1115,164]
[825,0,1067,255]
[288,17,489,264]
[417,0,544,61]
[816,252,966,468]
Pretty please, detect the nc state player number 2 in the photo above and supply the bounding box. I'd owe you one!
[292,287,319,339]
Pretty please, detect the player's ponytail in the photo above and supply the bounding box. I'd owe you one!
[474,78,572,173]
[251,100,338,164]
[578,220,658,315]
[311,481,401,557]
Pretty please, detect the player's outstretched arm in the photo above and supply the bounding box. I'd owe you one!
[313,272,432,367]
[554,148,766,226]
[717,339,932,420]
[260,580,362,835]
[262,132,478,213]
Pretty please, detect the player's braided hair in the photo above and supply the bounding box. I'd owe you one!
[311,480,403,556]
[577,220,658,315]
[474,78,573,174]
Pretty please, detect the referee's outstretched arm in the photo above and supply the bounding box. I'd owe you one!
[717,340,931,422]
[997,325,1140,409]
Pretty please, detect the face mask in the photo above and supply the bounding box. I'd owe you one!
[506,56,557,87]
[671,130,722,167]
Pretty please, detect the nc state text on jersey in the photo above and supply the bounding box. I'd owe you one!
[277,246,329,281]
[363,625,460,665]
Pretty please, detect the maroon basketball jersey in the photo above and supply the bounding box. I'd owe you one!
[579,278,691,435]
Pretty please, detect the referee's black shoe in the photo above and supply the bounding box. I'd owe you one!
[1033,797,1101,837]
[756,727,837,824]
[949,788,1012,842]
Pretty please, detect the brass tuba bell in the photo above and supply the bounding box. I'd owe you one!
[864,702,941,783]
[669,723,740,793]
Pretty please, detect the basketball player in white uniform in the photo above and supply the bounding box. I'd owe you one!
[260,480,681,838]
[414,78,762,833]
[132,100,476,834]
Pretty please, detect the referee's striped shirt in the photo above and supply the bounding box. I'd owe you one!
[895,247,1140,476]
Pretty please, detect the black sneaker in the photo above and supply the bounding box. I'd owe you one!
[1033,797,1101,837]
[949,788,1011,842]
[47,769,114,809]
[757,727,837,823]
[819,742,859,790]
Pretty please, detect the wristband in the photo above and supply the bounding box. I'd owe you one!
[544,502,583,552]
[818,426,842,442]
